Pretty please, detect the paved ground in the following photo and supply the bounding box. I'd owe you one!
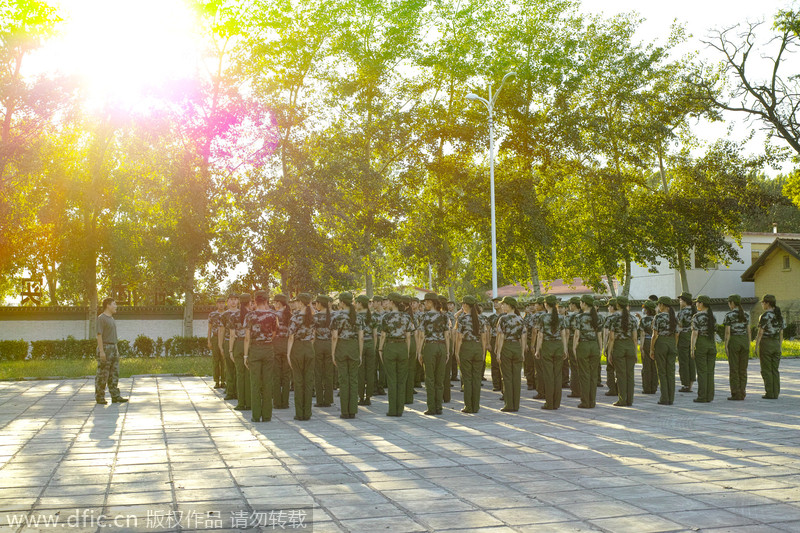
[1,360,799,533]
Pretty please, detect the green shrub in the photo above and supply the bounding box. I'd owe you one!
[0,340,28,361]
[118,340,132,358]
[133,335,155,357]
[154,337,164,357]
[166,336,211,357]
[30,337,96,360]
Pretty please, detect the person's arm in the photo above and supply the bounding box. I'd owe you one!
[690,329,698,359]
[244,329,251,369]
[286,333,294,370]
[650,329,658,360]
[378,331,386,364]
[572,329,579,354]
[724,325,731,355]
[632,328,638,348]
[96,333,106,361]
[358,330,364,364]
[561,329,568,359]
[496,331,505,361]
[454,330,462,362]
[228,329,235,361]
[207,321,213,349]
[607,331,615,364]
[217,326,224,352]
[755,327,764,357]
[405,331,411,354]
[331,330,338,366]
[534,330,542,359]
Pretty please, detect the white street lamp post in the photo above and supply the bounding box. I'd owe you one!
[466,71,515,299]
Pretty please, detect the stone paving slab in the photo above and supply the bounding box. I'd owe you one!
[0,359,799,532]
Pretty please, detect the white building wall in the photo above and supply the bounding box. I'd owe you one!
[0,318,210,343]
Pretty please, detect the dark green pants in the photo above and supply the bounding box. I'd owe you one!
[568,338,580,397]
[760,337,781,398]
[249,343,274,421]
[613,338,637,405]
[541,340,564,409]
[641,338,658,394]
[500,341,523,411]
[423,341,446,412]
[534,356,544,393]
[577,340,600,407]
[678,331,696,387]
[727,335,749,399]
[212,342,225,385]
[291,340,315,419]
[442,350,453,403]
[694,335,716,402]
[405,338,417,403]
[489,339,502,390]
[377,345,387,390]
[314,339,334,405]
[384,341,409,416]
[450,341,459,380]
[459,341,482,413]
[233,339,250,409]
[654,336,677,404]
[335,339,360,416]
[95,344,121,400]
[606,350,617,394]
[272,337,290,408]
[224,341,236,398]
[358,339,376,402]
[523,345,535,388]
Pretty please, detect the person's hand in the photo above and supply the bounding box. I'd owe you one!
[244,355,249,369]
[99,351,107,362]
[207,340,212,349]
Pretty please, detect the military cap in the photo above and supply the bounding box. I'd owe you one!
[535,296,545,305]
[544,294,558,306]
[643,300,657,311]
[593,299,602,306]
[411,296,420,302]
[616,296,629,307]
[501,296,518,308]
[387,292,403,303]
[273,293,288,304]
[216,296,226,303]
[569,296,581,306]
[315,294,331,304]
[679,291,693,301]
[437,295,448,303]
[462,295,477,305]
[355,294,370,305]
[297,292,312,305]
[657,296,672,306]
[762,294,776,304]
[728,294,741,304]
[696,294,711,305]
[580,294,595,306]
[372,295,384,302]
[608,298,617,307]
[338,292,354,303]
[255,290,269,302]
[400,295,411,303]
[239,293,251,302]
[423,293,438,301]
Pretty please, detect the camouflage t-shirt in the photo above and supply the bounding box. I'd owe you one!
[523,313,536,339]
[245,310,278,343]
[208,311,223,337]
[288,313,315,342]
[498,313,525,342]
[758,309,784,338]
[272,309,290,339]
[229,310,248,339]
[488,312,503,338]
[532,311,546,332]
[723,310,750,336]
[314,310,334,341]
[380,311,415,339]
[566,312,578,338]
[537,312,566,342]
[607,313,639,340]
[456,312,486,343]
[420,310,449,342]
[357,311,378,338]
[221,309,236,340]
[574,312,600,342]
[332,310,360,340]
[653,312,675,337]
[691,311,715,338]
[639,315,654,338]
[677,307,693,334]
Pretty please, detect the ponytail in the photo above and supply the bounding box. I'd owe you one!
[550,305,558,334]
[303,304,313,326]
[706,307,716,339]
[347,302,356,326]
[589,306,599,331]
[470,304,480,338]
[321,301,331,328]
[774,305,783,325]
[365,306,372,326]
[667,306,677,334]
[239,294,251,327]
[621,307,630,335]
[281,304,291,328]
[736,303,745,323]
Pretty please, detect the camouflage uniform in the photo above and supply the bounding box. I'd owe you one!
[487,311,503,391]
[522,312,537,390]
[677,306,696,389]
[574,311,601,407]
[691,311,717,402]
[95,313,121,402]
[456,312,487,413]
[532,310,547,397]
[222,309,237,399]
[230,309,251,410]
[446,310,458,380]
[566,311,579,395]
[758,309,783,399]
[420,310,450,413]
[537,312,566,410]
[607,312,639,406]
[414,310,426,387]
[357,311,377,405]
[372,310,387,393]
[208,310,225,387]
[380,310,415,416]
[313,311,335,407]
[603,313,618,395]
[652,311,677,404]
[638,314,658,394]
[723,309,750,399]
[498,313,525,411]
[289,312,316,420]
[404,312,419,404]
[271,310,291,409]
[332,310,361,417]
[245,310,278,422]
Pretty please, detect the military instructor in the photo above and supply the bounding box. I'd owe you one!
[95,297,128,405]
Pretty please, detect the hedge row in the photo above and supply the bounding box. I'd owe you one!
[0,336,212,360]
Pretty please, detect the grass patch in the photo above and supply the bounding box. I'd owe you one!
[0,356,212,380]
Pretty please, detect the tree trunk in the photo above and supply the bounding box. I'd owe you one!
[622,259,632,297]
[677,250,690,293]
[524,248,542,297]
[605,270,617,298]
[44,261,58,305]
[86,259,97,339]
[365,270,374,298]
[182,260,195,337]
[448,286,455,302]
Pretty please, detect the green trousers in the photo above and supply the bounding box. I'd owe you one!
[314,339,334,405]
[248,343,274,421]
[640,338,658,394]
[335,339,360,416]
[500,341,523,411]
[291,340,315,419]
[613,338,637,406]
[384,341,409,416]
[272,337,290,408]
[233,339,250,409]
[568,338,580,397]
[678,331,696,387]
[422,341,446,412]
[605,351,617,394]
[576,340,600,407]
[694,335,717,402]
[405,338,417,404]
[358,339,376,402]
[95,344,121,400]
[442,349,453,403]
[224,340,236,398]
[415,343,425,387]
[654,336,677,404]
[212,341,225,386]
[377,345,387,390]
[489,338,502,390]
[459,341,483,413]
[727,335,749,399]
[533,356,544,394]
[760,337,781,398]
[523,345,535,388]
[541,340,564,409]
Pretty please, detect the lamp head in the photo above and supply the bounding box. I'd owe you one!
[465,93,480,101]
